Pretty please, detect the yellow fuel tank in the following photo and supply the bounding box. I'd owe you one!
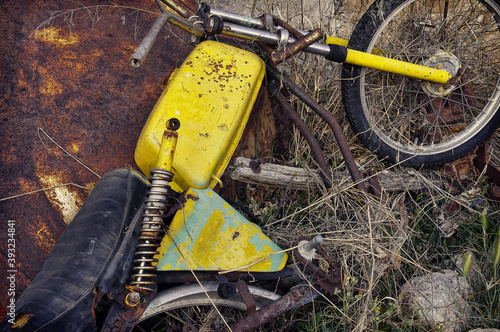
[135,41,265,192]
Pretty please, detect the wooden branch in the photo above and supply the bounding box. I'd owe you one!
[228,157,444,192]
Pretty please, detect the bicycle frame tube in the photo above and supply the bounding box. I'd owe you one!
[222,23,451,84]
[211,7,348,43]
[324,35,349,47]
[210,8,264,28]
[208,9,451,84]
[344,48,452,84]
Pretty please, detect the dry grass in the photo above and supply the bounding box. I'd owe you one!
[210,0,500,330]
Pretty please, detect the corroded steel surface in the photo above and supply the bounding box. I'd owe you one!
[271,28,324,65]
[0,0,286,321]
[0,0,199,320]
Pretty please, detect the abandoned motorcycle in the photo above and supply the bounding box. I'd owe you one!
[3,0,500,330]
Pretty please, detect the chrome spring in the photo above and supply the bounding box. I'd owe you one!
[129,168,174,292]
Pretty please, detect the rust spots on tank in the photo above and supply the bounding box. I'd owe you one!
[203,57,241,83]
[218,123,228,131]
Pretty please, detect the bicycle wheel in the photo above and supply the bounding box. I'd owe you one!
[133,282,281,331]
[341,0,500,168]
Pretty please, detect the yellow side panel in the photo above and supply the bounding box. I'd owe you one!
[135,41,265,192]
[155,188,288,272]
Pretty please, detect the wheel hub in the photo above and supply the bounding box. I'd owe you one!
[422,51,460,97]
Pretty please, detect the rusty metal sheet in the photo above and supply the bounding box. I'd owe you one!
[0,0,286,322]
[0,0,199,320]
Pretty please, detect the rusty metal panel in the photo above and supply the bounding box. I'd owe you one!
[0,0,283,322]
[0,0,198,320]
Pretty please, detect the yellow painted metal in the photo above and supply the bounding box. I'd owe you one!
[325,34,384,55]
[324,35,349,48]
[345,48,451,84]
[325,34,450,83]
[156,122,178,171]
[135,41,265,192]
[155,188,288,272]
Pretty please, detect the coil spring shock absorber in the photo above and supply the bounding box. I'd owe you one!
[128,118,180,295]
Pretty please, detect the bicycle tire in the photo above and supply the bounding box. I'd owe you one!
[341,0,500,168]
[134,282,281,331]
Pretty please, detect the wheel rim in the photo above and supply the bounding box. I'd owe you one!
[135,282,281,331]
[359,0,500,157]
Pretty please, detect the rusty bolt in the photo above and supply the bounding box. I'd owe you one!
[302,235,324,252]
[249,157,266,173]
[487,185,500,201]
[446,200,462,214]
[125,291,141,307]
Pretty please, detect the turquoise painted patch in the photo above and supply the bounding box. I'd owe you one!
[156,187,287,271]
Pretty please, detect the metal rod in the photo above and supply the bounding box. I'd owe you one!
[131,12,170,68]
[209,7,310,38]
[131,12,204,68]
[211,6,349,51]
[345,48,451,84]
[222,284,317,332]
[267,64,367,192]
[160,0,190,18]
[271,29,324,65]
[272,15,306,39]
[209,8,264,28]
[220,22,285,44]
[266,81,333,188]
[155,0,167,13]
[302,235,323,252]
[221,22,331,56]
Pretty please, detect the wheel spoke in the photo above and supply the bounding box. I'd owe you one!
[342,0,500,167]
